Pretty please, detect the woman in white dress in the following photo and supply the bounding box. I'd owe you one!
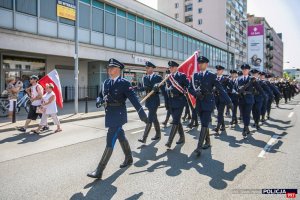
[32,83,62,134]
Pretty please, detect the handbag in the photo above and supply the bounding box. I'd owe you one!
[36,106,45,114]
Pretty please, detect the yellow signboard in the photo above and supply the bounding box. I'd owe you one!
[57,1,76,21]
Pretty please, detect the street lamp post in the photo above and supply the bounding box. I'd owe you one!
[74,0,79,114]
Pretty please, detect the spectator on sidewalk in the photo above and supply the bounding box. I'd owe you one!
[6,77,22,118]
[18,75,44,132]
[32,83,62,134]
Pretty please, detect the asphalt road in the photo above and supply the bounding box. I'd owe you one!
[0,96,299,200]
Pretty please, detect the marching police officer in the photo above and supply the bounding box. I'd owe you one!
[162,69,172,127]
[228,70,239,126]
[214,65,231,134]
[259,72,273,122]
[138,61,163,144]
[265,74,281,119]
[250,69,265,130]
[87,58,148,179]
[237,64,262,138]
[188,56,232,157]
[165,61,189,149]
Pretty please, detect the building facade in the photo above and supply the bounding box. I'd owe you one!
[0,0,234,100]
[247,15,284,77]
[157,0,247,68]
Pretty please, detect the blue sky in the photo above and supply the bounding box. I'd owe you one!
[138,0,300,68]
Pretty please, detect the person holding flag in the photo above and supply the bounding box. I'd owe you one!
[188,56,232,158]
[165,61,189,149]
[138,61,162,144]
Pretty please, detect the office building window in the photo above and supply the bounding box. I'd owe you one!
[185,4,192,12]
[154,24,161,47]
[40,0,56,21]
[127,13,136,41]
[0,0,13,9]
[198,8,202,13]
[178,35,183,52]
[136,22,144,43]
[79,2,90,29]
[16,0,37,16]
[167,29,173,50]
[173,33,178,50]
[175,13,179,19]
[161,27,167,48]
[105,5,116,35]
[92,7,104,32]
[198,19,202,25]
[175,3,179,8]
[185,15,193,23]
[198,0,202,2]
[183,36,188,54]
[116,11,126,38]
[144,20,152,45]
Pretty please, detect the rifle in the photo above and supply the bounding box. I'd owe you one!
[238,77,256,96]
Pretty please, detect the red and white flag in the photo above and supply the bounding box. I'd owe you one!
[39,70,63,109]
[178,51,200,108]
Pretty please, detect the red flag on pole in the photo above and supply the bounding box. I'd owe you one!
[178,51,200,108]
[39,70,64,109]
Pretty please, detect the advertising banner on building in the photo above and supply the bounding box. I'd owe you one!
[248,24,264,71]
[57,0,76,21]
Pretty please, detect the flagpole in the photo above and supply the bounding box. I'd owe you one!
[74,0,79,114]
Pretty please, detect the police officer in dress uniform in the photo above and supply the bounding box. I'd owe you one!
[259,72,273,122]
[265,74,281,119]
[228,70,239,126]
[250,69,265,130]
[237,64,262,138]
[165,61,189,149]
[188,56,232,157]
[214,65,231,134]
[162,69,172,126]
[138,61,163,144]
[87,58,148,179]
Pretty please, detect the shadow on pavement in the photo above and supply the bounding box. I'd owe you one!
[0,131,54,144]
[124,192,143,200]
[70,168,128,200]
[130,145,246,190]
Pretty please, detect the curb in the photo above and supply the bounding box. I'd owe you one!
[0,105,165,132]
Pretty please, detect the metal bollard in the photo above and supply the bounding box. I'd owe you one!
[85,96,88,113]
[12,100,16,123]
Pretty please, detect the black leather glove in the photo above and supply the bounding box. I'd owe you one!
[195,90,203,99]
[138,110,148,124]
[96,97,104,108]
[153,83,160,93]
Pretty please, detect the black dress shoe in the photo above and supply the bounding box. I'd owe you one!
[87,170,103,179]
[18,127,26,132]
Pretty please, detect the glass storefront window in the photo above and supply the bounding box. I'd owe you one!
[2,55,46,89]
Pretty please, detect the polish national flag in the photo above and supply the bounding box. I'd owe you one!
[39,70,63,109]
[178,51,200,108]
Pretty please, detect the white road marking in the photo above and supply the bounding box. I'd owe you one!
[258,135,279,158]
[288,112,294,118]
[131,127,154,134]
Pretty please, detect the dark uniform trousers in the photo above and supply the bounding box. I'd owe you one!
[143,74,163,123]
[215,77,230,126]
[261,80,272,118]
[251,80,265,124]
